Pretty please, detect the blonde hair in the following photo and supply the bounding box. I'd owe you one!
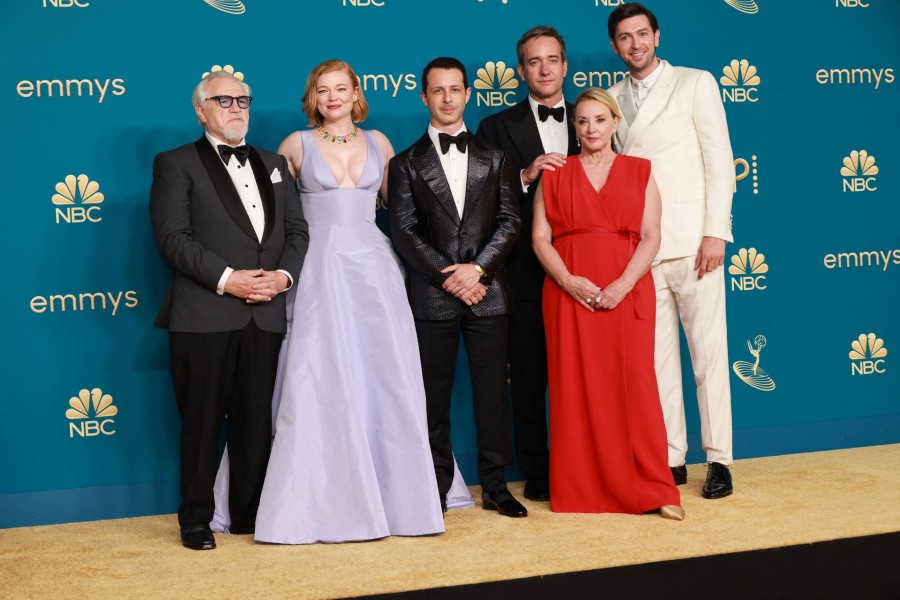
[573,87,622,121]
[301,60,369,127]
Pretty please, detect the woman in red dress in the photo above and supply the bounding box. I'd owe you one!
[532,88,682,520]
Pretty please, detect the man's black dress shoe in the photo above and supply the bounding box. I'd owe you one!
[702,462,733,499]
[671,465,687,486]
[523,483,550,501]
[482,489,528,518]
[181,524,216,550]
[440,495,448,513]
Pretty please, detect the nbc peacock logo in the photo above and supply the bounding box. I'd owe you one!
[721,59,759,103]
[202,64,244,81]
[849,333,887,376]
[733,335,775,391]
[841,150,878,192]
[202,0,245,14]
[474,61,519,107]
[52,174,104,224]
[723,0,759,14]
[729,247,768,291]
[66,388,118,438]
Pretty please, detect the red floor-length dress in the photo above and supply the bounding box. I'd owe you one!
[542,154,679,514]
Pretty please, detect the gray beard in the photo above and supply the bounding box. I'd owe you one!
[222,124,247,143]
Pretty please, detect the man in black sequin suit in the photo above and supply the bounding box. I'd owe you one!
[389,57,526,518]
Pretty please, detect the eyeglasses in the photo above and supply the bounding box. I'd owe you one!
[205,95,252,109]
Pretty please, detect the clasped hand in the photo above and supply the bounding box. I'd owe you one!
[564,275,628,312]
[225,269,288,303]
[442,263,486,306]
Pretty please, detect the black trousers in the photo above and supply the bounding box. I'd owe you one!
[415,312,511,498]
[508,299,550,491]
[168,320,282,529]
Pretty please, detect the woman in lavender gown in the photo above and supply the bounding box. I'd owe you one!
[212,60,474,544]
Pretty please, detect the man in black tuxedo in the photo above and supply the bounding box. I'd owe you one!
[476,26,579,501]
[150,71,309,550]
[389,57,526,518]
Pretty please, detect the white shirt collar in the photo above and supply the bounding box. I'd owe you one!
[630,59,665,90]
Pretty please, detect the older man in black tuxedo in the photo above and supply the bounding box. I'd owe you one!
[150,71,308,550]
[389,57,525,518]
[476,26,579,501]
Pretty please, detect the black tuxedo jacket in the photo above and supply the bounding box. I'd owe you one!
[476,100,579,301]
[388,132,521,321]
[150,137,309,333]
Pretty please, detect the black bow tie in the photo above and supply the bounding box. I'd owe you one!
[438,131,468,154]
[218,144,249,166]
[538,105,565,123]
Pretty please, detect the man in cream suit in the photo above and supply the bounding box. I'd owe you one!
[607,3,735,499]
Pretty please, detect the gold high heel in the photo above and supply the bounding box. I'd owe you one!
[660,505,685,521]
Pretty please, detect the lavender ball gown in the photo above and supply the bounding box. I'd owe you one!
[211,129,472,544]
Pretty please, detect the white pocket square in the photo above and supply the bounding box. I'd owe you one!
[270,168,282,183]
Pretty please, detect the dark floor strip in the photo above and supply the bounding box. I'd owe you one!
[357,532,900,600]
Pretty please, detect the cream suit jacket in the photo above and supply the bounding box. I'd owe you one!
[609,60,734,261]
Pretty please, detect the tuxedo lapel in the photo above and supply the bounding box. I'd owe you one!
[410,133,461,226]
[247,147,275,242]
[505,102,544,164]
[194,138,258,241]
[461,139,490,225]
[618,84,638,128]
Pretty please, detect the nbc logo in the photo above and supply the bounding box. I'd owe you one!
[52,174,104,224]
[203,0,245,14]
[849,333,887,376]
[733,335,775,391]
[475,61,519,107]
[342,0,385,6]
[841,150,878,192]
[729,247,768,291]
[66,388,118,437]
[723,0,758,13]
[42,0,90,7]
[734,155,759,194]
[836,0,869,7]
[203,64,244,81]
[721,59,759,102]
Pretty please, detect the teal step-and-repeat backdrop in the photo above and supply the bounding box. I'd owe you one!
[2,0,897,527]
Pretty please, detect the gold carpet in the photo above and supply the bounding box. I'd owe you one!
[2,444,898,599]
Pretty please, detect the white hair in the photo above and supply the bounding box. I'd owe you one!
[192,71,252,126]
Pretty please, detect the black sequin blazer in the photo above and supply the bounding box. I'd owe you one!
[388,132,521,320]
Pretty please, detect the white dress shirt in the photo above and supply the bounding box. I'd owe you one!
[630,59,665,110]
[529,95,568,155]
[204,134,291,295]
[522,96,568,192]
[428,124,468,219]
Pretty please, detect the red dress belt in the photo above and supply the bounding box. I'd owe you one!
[554,227,641,241]
[552,227,647,320]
